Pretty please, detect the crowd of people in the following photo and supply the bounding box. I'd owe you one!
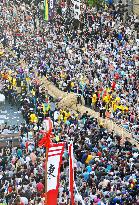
[0,0,139,132]
[0,0,139,204]
[0,85,139,205]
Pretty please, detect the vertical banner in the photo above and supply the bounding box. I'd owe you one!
[49,0,55,20]
[73,0,81,20]
[68,142,75,205]
[47,143,65,205]
[44,0,49,21]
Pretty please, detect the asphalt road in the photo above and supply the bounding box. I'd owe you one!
[0,100,24,126]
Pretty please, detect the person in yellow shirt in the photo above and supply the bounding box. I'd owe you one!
[103,95,109,110]
[71,81,74,88]
[0,51,4,55]
[66,109,71,118]
[112,100,117,112]
[34,115,38,123]
[8,75,12,83]
[30,113,38,123]
[63,111,68,122]
[118,104,125,113]
[60,72,65,79]
[55,135,60,142]
[31,89,35,96]
[63,115,67,122]
[12,77,16,87]
[42,103,50,115]
[58,110,64,122]
[115,96,121,103]
[1,73,4,79]
[26,77,30,82]
[85,154,93,164]
[92,93,97,109]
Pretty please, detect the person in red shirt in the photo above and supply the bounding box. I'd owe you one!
[111,81,116,90]
[8,186,12,193]
[36,181,44,192]
[97,151,102,157]
[114,73,119,80]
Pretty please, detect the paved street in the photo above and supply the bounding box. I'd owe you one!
[0,100,24,126]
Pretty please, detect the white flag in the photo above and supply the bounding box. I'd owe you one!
[46,143,65,205]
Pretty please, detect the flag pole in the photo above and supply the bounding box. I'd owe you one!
[69,140,75,205]
[45,147,48,205]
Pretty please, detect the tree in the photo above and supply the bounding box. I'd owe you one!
[87,0,105,9]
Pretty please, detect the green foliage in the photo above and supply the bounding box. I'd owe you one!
[88,0,105,8]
